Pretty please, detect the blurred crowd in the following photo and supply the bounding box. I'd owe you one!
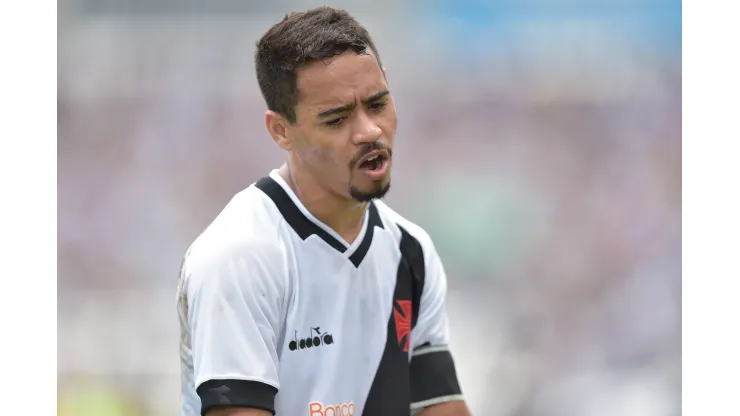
[58,1,681,415]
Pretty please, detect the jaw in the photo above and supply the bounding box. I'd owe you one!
[348,174,391,202]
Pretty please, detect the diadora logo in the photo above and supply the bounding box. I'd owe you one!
[309,400,354,416]
[288,326,334,351]
[393,300,412,352]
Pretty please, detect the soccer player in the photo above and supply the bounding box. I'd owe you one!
[177,7,470,416]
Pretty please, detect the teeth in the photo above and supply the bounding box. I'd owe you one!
[366,156,378,161]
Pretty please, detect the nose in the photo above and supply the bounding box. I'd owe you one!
[351,111,382,145]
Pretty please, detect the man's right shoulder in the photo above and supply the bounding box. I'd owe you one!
[184,184,287,274]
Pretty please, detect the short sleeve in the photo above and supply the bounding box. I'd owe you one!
[183,240,286,415]
[410,240,464,411]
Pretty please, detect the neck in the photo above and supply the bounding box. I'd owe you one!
[277,162,367,243]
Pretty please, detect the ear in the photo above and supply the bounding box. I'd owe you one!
[265,110,293,151]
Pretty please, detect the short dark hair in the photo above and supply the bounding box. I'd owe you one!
[255,7,383,123]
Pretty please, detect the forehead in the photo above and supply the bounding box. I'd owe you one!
[295,51,387,112]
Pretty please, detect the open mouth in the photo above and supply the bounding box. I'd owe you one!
[359,154,387,171]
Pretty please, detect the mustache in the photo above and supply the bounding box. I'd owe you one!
[348,142,392,169]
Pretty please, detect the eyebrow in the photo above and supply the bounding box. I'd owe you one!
[316,90,390,119]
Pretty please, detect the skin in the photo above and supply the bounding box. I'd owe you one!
[210,50,471,416]
[206,409,271,416]
[206,401,471,416]
[416,401,472,416]
[265,49,397,243]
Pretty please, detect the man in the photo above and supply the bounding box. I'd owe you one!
[177,7,470,416]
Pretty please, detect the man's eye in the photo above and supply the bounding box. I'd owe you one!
[369,101,387,111]
[325,117,345,127]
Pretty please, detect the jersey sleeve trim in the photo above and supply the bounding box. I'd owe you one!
[409,346,463,410]
[410,394,466,412]
[197,378,278,416]
[412,344,450,357]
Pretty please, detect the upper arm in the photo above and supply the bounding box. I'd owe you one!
[414,400,471,416]
[411,239,450,349]
[206,407,273,416]
[184,239,286,416]
[410,238,466,412]
[205,407,273,416]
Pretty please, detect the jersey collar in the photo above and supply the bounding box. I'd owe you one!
[255,171,384,267]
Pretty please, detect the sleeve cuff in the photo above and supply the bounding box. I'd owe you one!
[409,345,464,411]
[197,379,278,415]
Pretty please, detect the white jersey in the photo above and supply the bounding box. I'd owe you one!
[177,170,463,416]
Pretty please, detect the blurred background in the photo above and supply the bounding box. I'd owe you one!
[58,0,681,415]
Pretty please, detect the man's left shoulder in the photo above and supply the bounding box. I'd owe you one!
[373,200,435,251]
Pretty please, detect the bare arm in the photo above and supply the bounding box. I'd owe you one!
[206,407,273,416]
[415,400,471,416]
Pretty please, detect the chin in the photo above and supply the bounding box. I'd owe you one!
[348,181,391,202]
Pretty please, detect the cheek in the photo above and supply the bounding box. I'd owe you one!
[295,129,352,174]
[381,106,398,140]
[305,143,346,172]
